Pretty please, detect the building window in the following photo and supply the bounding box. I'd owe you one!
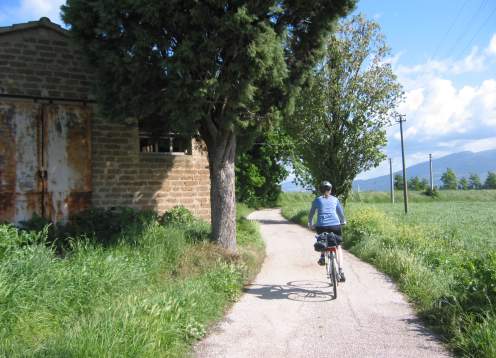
[139,131,192,154]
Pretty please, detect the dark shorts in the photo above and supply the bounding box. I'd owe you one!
[316,225,342,236]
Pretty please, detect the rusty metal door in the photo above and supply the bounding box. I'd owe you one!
[0,102,91,224]
[43,104,92,222]
[0,102,43,223]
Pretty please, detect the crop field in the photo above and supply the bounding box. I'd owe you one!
[356,201,496,252]
[279,192,496,357]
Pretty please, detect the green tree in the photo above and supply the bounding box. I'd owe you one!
[407,176,428,191]
[441,168,457,190]
[484,171,496,189]
[62,0,355,251]
[420,178,429,190]
[459,177,468,190]
[394,173,404,190]
[235,130,290,207]
[469,173,482,189]
[286,15,402,201]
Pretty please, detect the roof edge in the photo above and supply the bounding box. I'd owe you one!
[0,17,69,37]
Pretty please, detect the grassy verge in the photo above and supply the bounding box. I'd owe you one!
[278,192,496,357]
[0,205,264,357]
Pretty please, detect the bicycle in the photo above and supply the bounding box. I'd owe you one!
[314,232,341,299]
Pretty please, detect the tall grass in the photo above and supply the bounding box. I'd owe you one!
[0,205,264,357]
[278,192,496,357]
[349,189,496,203]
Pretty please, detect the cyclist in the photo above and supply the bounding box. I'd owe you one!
[308,181,346,282]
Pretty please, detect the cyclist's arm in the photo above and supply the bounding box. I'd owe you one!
[308,200,317,228]
[336,200,346,225]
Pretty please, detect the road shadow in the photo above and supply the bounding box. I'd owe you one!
[400,317,449,347]
[244,280,335,302]
[252,219,291,225]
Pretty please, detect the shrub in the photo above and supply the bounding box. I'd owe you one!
[0,224,49,258]
[161,206,195,226]
[423,187,439,198]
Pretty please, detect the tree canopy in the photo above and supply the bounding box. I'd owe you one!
[408,176,428,191]
[62,0,355,251]
[285,15,402,200]
[235,130,291,207]
[441,168,457,190]
[394,173,404,190]
[485,171,496,189]
[469,173,482,189]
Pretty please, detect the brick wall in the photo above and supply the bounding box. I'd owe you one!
[0,18,94,100]
[91,120,211,221]
[0,18,211,222]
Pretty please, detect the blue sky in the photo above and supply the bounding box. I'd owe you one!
[1,0,495,181]
[354,0,496,179]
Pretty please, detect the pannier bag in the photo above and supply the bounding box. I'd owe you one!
[313,232,343,252]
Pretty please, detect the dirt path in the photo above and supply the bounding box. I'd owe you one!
[194,209,451,358]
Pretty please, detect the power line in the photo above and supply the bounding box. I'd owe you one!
[432,0,470,59]
[443,0,490,59]
[455,4,496,59]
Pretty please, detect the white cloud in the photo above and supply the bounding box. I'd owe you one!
[398,87,424,112]
[476,79,496,126]
[0,0,64,25]
[395,78,485,140]
[392,38,496,142]
[437,137,496,152]
[396,34,496,79]
[463,137,496,152]
[359,35,496,181]
[451,47,486,74]
[383,51,403,67]
[487,34,496,56]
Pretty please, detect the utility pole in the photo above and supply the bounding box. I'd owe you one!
[389,157,394,203]
[396,114,408,214]
[429,153,434,191]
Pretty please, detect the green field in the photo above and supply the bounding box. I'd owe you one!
[348,189,496,203]
[0,205,264,357]
[279,192,496,357]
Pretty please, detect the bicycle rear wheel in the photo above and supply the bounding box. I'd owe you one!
[329,254,338,298]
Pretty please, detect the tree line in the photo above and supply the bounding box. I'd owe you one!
[393,169,496,191]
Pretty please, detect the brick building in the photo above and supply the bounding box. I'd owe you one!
[0,18,211,223]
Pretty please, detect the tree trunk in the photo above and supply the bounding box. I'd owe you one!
[207,130,237,254]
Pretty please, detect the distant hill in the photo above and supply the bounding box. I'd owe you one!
[353,149,496,192]
[280,179,310,192]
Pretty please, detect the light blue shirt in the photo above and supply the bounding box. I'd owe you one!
[308,195,346,227]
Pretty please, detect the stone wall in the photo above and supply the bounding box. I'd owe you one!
[0,18,94,100]
[91,120,211,221]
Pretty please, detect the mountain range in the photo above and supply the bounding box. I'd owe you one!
[280,149,496,192]
[352,149,496,192]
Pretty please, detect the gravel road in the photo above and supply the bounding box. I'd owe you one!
[194,209,451,358]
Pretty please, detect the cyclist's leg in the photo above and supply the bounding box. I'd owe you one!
[328,225,343,268]
[336,245,344,269]
[329,225,345,281]
[315,227,326,265]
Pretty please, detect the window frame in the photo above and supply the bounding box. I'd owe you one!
[139,130,192,155]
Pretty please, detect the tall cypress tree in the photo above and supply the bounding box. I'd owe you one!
[62,0,355,252]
